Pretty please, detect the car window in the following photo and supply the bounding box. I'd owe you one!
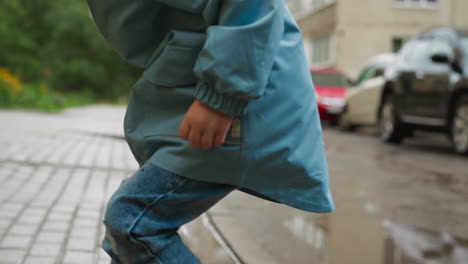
[462,38,468,53]
[355,66,377,85]
[398,40,417,62]
[375,67,385,77]
[312,73,348,87]
[431,38,454,58]
[401,37,453,69]
[462,37,468,65]
[402,39,432,67]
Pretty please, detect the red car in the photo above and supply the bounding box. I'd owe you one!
[311,68,349,123]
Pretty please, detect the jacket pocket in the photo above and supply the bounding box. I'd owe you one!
[142,31,206,87]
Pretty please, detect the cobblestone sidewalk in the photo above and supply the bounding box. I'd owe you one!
[0,106,137,264]
[0,106,234,264]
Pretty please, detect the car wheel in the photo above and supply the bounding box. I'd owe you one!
[378,95,406,144]
[451,96,468,155]
[338,116,356,132]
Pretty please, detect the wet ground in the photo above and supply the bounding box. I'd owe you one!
[1,106,467,264]
[213,126,468,264]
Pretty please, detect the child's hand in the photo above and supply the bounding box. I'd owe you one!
[179,100,234,150]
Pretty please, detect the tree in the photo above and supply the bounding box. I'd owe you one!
[0,0,140,101]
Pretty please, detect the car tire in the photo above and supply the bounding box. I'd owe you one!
[338,116,356,132]
[378,95,407,144]
[451,95,468,155]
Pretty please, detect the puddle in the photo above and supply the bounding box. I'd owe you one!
[281,213,468,264]
[284,214,326,249]
[383,221,468,264]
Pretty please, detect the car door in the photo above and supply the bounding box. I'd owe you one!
[348,65,386,124]
[396,36,452,123]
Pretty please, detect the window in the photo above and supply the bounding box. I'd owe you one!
[311,73,348,87]
[311,35,334,65]
[392,37,406,53]
[393,0,438,9]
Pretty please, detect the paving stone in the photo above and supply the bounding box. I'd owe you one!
[23,256,57,264]
[80,202,102,210]
[63,250,95,264]
[0,235,33,249]
[30,243,62,257]
[22,208,47,218]
[30,200,54,208]
[52,205,76,214]
[77,209,100,219]
[0,219,11,229]
[0,209,20,218]
[48,212,73,222]
[16,167,34,175]
[70,226,96,239]
[17,215,43,225]
[0,203,24,211]
[36,231,66,243]
[0,249,26,264]
[9,224,39,236]
[67,237,96,251]
[42,221,70,232]
[74,218,99,228]
[0,169,13,177]
[0,175,7,185]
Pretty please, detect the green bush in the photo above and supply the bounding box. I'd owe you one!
[0,0,141,105]
[0,67,96,112]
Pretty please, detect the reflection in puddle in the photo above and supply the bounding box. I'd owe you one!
[383,221,468,264]
[282,212,468,264]
[284,215,325,249]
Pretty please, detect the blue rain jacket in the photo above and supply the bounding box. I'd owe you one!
[88,0,334,213]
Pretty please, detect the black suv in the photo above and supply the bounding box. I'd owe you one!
[378,27,468,154]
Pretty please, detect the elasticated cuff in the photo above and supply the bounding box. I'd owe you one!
[193,81,247,116]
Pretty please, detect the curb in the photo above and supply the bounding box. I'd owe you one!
[203,212,280,264]
[202,213,245,264]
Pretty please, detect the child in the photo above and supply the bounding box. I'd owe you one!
[88,0,335,263]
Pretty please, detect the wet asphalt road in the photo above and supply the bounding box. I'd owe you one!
[214,125,468,264]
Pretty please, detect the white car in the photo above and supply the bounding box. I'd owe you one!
[339,54,397,130]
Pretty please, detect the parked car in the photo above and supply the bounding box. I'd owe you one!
[311,67,349,124]
[339,54,397,131]
[377,27,468,154]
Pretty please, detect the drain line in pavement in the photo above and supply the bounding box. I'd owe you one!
[202,213,244,264]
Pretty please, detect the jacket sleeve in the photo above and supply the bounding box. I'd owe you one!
[193,0,285,116]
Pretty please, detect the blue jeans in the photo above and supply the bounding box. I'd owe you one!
[102,162,236,264]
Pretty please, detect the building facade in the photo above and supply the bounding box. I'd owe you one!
[286,0,468,77]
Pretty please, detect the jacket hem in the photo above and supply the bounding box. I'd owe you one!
[146,157,335,214]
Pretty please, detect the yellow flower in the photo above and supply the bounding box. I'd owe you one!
[0,67,22,93]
